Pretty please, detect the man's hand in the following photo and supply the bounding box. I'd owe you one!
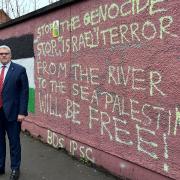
[17,115,26,122]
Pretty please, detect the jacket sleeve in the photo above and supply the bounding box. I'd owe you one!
[19,68,29,116]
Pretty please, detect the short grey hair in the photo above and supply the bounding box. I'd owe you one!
[0,45,11,53]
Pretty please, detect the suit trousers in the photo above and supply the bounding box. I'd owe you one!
[0,108,21,171]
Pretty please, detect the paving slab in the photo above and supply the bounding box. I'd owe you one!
[0,133,118,180]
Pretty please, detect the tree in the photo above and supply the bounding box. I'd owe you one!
[1,0,59,19]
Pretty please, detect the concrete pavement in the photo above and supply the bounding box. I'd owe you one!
[0,133,118,180]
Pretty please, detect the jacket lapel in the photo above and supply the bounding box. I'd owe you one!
[3,62,15,90]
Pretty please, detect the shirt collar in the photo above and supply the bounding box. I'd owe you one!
[0,61,11,69]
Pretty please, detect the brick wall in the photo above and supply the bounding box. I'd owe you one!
[0,0,180,179]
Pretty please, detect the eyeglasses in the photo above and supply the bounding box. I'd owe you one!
[0,53,10,55]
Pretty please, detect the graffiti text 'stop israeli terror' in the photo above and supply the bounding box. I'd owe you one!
[36,1,178,56]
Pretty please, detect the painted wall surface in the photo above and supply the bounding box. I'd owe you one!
[0,0,180,179]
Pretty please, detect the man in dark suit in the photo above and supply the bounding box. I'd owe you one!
[0,45,29,180]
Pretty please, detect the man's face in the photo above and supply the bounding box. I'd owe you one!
[0,48,11,65]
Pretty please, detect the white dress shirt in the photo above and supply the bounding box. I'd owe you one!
[0,61,11,82]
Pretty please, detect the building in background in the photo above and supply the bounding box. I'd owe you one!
[0,9,11,23]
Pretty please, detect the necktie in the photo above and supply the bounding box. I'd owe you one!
[0,66,6,108]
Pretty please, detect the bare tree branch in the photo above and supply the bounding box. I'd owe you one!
[1,0,59,19]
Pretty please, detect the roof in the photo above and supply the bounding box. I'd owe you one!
[0,9,11,24]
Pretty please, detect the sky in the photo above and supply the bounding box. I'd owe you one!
[0,0,58,19]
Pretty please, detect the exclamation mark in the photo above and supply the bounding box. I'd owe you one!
[174,107,180,135]
[163,133,169,172]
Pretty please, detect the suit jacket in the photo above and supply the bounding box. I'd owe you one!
[2,62,29,122]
